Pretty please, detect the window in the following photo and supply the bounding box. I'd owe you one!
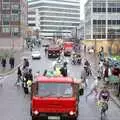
[3,0,10,2]
[93,20,97,24]
[37,83,73,97]
[2,3,10,10]
[117,8,120,12]
[108,8,111,12]
[102,8,106,12]
[113,8,116,12]
[102,20,106,24]
[98,20,101,24]
[93,8,97,12]
[117,20,120,25]
[2,26,10,32]
[11,4,20,9]
[98,8,101,12]
[112,20,116,25]
[108,20,111,25]
[12,10,19,14]
[11,15,19,21]
[28,23,35,26]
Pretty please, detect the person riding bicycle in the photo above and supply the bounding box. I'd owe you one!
[99,86,110,102]
[98,86,110,115]
[84,59,92,76]
[84,59,90,67]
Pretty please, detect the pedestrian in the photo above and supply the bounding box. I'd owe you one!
[45,47,48,55]
[86,76,101,101]
[103,65,109,84]
[84,45,86,52]
[27,68,33,81]
[16,67,22,85]
[1,57,6,70]
[81,67,88,88]
[60,62,68,77]
[9,56,15,69]
[23,78,29,96]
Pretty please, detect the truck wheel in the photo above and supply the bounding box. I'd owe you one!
[32,116,38,120]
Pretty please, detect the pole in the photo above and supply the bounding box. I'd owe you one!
[75,27,77,43]
[95,35,96,53]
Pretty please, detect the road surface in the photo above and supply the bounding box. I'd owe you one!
[0,45,120,120]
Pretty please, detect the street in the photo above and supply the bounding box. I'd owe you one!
[0,46,120,120]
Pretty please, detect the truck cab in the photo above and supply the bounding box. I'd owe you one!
[63,42,74,56]
[48,45,61,58]
[31,76,83,120]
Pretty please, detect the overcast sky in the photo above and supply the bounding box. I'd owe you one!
[80,0,87,20]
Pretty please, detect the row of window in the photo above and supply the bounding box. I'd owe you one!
[38,7,80,13]
[28,17,35,21]
[40,12,80,18]
[0,15,20,23]
[1,0,19,2]
[93,7,120,12]
[40,26,73,30]
[40,22,79,26]
[29,3,80,9]
[40,17,80,22]
[0,26,19,33]
[93,34,120,39]
[0,3,20,10]
[93,20,120,25]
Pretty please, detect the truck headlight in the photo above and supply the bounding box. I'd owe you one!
[33,110,39,115]
[69,111,74,116]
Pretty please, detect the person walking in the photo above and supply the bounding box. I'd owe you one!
[1,57,6,70]
[86,76,101,101]
[60,62,68,77]
[9,56,15,69]
[16,67,22,85]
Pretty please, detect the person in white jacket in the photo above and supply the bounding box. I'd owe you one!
[86,76,101,100]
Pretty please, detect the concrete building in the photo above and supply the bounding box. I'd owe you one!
[28,8,39,31]
[0,0,28,49]
[78,20,85,40]
[85,0,120,40]
[28,0,80,38]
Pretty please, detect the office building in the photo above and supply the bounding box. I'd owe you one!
[0,0,28,49]
[85,0,120,40]
[28,0,80,38]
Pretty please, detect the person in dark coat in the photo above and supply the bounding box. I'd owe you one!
[16,67,22,85]
[27,69,33,81]
[1,58,6,69]
[9,56,15,69]
[60,62,68,77]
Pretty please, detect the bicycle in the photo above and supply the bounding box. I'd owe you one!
[97,100,108,120]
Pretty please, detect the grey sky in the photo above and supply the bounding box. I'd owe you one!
[80,0,87,20]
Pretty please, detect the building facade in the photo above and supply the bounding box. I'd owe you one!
[0,0,27,49]
[78,20,85,40]
[85,0,120,40]
[28,0,80,38]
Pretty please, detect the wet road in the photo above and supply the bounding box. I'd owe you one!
[0,45,120,120]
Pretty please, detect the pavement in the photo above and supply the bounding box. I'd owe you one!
[0,49,31,77]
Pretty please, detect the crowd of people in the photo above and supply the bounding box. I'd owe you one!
[16,58,33,95]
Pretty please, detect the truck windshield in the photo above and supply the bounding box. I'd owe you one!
[37,83,73,97]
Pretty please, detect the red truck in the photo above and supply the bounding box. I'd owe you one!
[30,76,83,120]
[63,42,74,56]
